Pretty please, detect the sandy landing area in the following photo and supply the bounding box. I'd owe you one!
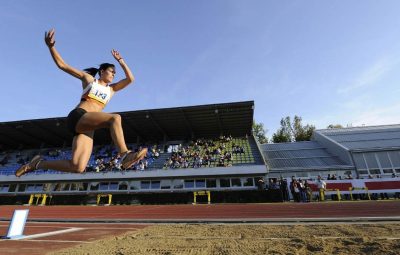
[50,223,400,255]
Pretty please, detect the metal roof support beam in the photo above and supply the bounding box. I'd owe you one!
[0,133,24,145]
[13,129,46,147]
[180,109,195,139]
[214,108,223,136]
[146,112,169,140]
[31,122,66,145]
[0,134,25,149]
[124,121,145,142]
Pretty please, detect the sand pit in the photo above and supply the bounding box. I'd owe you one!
[50,223,400,255]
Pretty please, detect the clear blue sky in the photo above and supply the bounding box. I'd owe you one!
[1,0,399,138]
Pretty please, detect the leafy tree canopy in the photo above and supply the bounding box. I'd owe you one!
[272,115,315,143]
[252,121,268,144]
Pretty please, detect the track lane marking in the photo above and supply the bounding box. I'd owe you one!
[10,227,84,240]
[16,239,92,243]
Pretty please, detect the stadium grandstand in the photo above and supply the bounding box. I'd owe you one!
[261,124,400,202]
[0,101,269,204]
[262,124,400,179]
[0,101,399,205]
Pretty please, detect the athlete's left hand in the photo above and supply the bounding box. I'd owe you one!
[111,49,123,61]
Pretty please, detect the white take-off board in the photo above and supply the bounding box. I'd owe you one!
[5,209,29,239]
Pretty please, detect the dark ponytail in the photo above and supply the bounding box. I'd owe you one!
[84,63,115,78]
[83,67,99,77]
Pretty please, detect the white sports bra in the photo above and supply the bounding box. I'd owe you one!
[81,80,112,106]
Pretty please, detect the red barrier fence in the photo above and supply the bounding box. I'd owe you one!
[308,178,400,194]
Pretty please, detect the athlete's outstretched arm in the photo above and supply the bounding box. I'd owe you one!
[45,29,90,82]
[110,49,135,92]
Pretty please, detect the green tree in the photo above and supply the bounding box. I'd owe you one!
[272,115,315,143]
[293,116,315,141]
[252,121,268,144]
[272,117,292,143]
[327,124,344,129]
[272,128,291,143]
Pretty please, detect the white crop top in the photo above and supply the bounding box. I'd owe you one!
[81,80,112,105]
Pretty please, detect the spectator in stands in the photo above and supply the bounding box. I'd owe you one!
[181,159,188,168]
[0,155,9,166]
[257,177,266,191]
[48,149,60,158]
[110,156,121,171]
[298,179,307,202]
[290,176,300,202]
[202,155,210,167]
[224,152,232,166]
[163,159,169,169]
[293,182,300,202]
[315,175,327,201]
[173,159,180,169]
[279,177,290,202]
[16,29,147,177]
[95,160,105,172]
[17,157,25,165]
[304,180,312,202]
[195,156,203,168]
[218,158,225,167]
[269,179,280,190]
[151,147,160,158]
[138,161,145,171]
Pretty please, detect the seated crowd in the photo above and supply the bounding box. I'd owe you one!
[85,145,161,172]
[163,135,246,169]
[0,135,252,175]
[0,144,162,175]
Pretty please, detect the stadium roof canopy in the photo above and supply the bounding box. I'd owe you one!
[261,141,354,170]
[0,101,254,150]
[315,124,400,151]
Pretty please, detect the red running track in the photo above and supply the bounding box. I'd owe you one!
[0,222,149,255]
[1,201,400,222]
[0,201,399,255]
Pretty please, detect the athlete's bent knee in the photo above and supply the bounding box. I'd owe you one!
[75,165,86,173]
[110,114,122,124]
[70,161,87,173]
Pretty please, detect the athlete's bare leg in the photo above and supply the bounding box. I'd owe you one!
[75,112,128,153]
[16,112,146,176]
[38,131,94,173]
[74,112,147,168]
[15,131,94,176]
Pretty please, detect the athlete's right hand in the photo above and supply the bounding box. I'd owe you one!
[45,28,56,48]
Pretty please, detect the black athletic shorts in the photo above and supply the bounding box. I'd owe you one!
[67,108,87,136]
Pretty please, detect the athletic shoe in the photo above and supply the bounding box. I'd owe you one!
[121,148,148,170]
[15,155,43,177]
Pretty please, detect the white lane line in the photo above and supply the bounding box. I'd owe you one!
[81,227,141,230]
[1,225,139,230]
[11,227,84,240]
[18,239,92,243]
